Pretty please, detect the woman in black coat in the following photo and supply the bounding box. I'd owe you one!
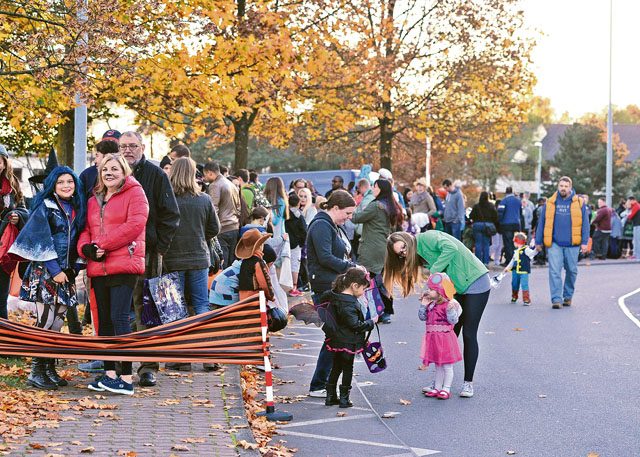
[306,190,358,398]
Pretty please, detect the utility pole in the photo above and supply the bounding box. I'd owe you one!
[605,0,613,207]
[73,0,88,173]
[425,130,431,187]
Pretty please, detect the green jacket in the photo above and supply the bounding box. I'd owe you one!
[351,201,391,274]
[416,231,488,294]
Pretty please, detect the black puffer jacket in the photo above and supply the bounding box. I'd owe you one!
[132,156,180,255]
[306,211,355,293]
[321,290,374,350]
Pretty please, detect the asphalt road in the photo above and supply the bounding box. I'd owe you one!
[269,263,640,457]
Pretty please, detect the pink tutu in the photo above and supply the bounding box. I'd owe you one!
[420,327,462,366]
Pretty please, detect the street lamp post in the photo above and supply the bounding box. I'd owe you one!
[605,0,613,207]
[425,129,431,187]
[73,0,88,173]
[534,141,543,199]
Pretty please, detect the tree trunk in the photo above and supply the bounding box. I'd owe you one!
[379,100,394,171]
[56,110,74,167]
[232,115,250,170]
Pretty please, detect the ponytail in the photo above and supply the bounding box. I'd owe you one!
[332,267,369,293]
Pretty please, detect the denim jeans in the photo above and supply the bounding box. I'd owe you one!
[547,243,579,304]
[500,224,520,264]
[218,230,239,268]
[444,222,462,241]
[511,272,529,291]
[92,277,134,376]
[472,223,491,265]
[309,292,334,391]
[592,231,610,258]
[176,268,210,315]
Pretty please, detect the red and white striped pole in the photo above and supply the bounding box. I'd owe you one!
[257,292,293,422]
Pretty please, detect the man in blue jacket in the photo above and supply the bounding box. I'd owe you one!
[497,187,522,265]
[535,177,590,309]
[442,179,465,240]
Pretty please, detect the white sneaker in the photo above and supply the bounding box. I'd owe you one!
[308,389,327,398]
[459,381,474,398]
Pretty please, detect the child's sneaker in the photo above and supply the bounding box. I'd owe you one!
[422,382,437,396]
[98,376,134,395]
[436,389,450,400]
[87,375,108,392]
[288,288,303,297]
[459,381,474,398]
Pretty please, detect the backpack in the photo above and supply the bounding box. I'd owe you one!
[249,184,271,209]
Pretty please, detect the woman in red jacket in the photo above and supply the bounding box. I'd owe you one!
[78,153,149,395]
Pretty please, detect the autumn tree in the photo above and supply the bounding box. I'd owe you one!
[0,0,178,163]
[119,0,302,169]
[297,0,535,175]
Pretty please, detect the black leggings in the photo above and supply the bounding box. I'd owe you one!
[327,351,355,388]
[453,290,490,382]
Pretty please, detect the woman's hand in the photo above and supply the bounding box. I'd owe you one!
[53,271,68,284]
[95,248,106,259]
[9,213,19,225]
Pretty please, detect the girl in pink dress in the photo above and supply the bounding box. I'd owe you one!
[419,272,462,399]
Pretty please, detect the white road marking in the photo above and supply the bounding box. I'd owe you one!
[304,401,371,411]
[274,351,323,359]
[275,337,326,343]
[618,286,640,329]
[277,430,440,455]
[278,414,376,428]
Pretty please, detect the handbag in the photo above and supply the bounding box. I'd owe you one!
[363,324,387,373]
[141,272,188,326]
[358,275,386,319]
[483,222,497,237]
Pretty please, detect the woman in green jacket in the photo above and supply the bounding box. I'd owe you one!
[384,230,490,398]
[352,179,403,323]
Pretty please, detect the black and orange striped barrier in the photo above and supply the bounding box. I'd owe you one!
[0,292,292,421]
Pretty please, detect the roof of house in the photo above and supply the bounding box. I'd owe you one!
[542,123,640,163]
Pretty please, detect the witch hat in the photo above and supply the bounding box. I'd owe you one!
[28,146,59,189]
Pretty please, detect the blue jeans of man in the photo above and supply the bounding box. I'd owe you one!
[472,223,491,265]
[177,268,210,315]
[500,224,520,265]
[444,222,462,241]
[511,272,529,291]
[547,243,579,304]
[309,293,334,391]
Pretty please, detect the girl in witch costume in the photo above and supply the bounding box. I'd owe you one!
[9,166,86,390]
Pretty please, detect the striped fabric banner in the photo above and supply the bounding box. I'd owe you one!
[0,295,266,365]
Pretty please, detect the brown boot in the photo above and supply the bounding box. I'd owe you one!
[522,290,531,305]
[511,290,518,303]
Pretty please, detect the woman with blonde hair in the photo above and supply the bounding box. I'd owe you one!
[298,187,317,226]
[384,230,490,399]
[78,154,148,395]
[163,157,219,371]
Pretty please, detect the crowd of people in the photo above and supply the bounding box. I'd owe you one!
[0,130,637,401]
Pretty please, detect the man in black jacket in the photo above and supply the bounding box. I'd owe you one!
[121,131,181,387]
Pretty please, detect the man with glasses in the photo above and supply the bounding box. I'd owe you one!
[121,131,180,387]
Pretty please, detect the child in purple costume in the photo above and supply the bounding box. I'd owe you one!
[419,272,462,400]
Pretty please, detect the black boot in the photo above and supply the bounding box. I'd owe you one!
[44,359,68,387]
[339,385,353,408]
[27,358,58,390]
[325,384,339,406]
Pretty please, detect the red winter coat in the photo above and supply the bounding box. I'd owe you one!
[78,176,149,277]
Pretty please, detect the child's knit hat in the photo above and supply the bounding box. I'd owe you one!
[427,272,456,300]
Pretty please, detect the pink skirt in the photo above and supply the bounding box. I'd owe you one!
[420,330,462,366]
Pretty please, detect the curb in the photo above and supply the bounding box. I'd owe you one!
[224,366,261,457]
